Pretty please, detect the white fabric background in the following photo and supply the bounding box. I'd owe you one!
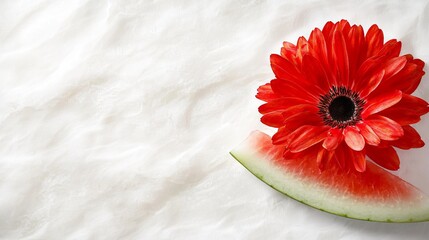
[1,0,429,239]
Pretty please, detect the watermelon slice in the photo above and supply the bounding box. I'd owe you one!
[230,131,429,222]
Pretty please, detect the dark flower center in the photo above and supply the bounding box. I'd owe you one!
[328,96,355,121]
[318,86,364,128]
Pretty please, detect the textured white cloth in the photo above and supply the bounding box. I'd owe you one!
[1,0,429,239]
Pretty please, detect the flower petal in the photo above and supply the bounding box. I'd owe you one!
[362,90,402,117]
[282,104,318,118]
[283,144,320,163]
[344,126,365,151]
[395,94,429,114]
[403,59,426,94]
[331,30,349,86]
[365,115,404,141]
[358,69,385,98]
[366,145,400,171]
[356,122,380,146]
[337,143,366,172]
[412,57,425,68]
[376,39,401,59]
[302,54,330,91]
[333,143,349,170]
[378,107,422,125]
[270,54,302,81]
[374,56,425,95]
[282,112,324,131]
[365,24,384,57]
[322,128,343,151]
[352,56,385,96]
[403,70,425,94]
[309,28,330,72]
[317,147,335,171]
[322,21,335,40]
[295,36,309,65]
[349,148,366,172]
[334,19,351,35]
[256,83,279,102]
[258,97,310,114]
[346,25,365,79]
[270,79,320,102]
[273,124,326,146]
[383,56,407,80]
[288,126,330,153]
[272,126,294,145]
[280,41,297,64]
[379,94,429,125]
[260,112,285,128]
[391,125,425,150]
[374,62,417,93]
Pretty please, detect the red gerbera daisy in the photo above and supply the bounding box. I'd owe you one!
[257,20,429,172]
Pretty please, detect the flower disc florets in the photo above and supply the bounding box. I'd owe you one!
[318,86,365,129]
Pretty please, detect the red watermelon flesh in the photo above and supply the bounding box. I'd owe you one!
[230,131,429,222]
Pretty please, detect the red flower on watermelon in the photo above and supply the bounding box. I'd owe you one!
[257,20,428,172]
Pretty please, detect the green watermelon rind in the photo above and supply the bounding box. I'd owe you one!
[230,131,429,223]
